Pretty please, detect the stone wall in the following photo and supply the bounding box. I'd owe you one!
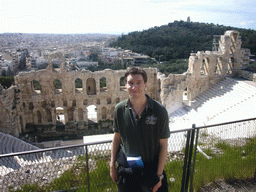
[12,52,160,135]
[0,85,21,136]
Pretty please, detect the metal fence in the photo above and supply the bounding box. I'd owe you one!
[0,117,255,192]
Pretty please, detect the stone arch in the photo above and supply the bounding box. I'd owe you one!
[102,107,107,119]
[183,87,188,105]
[229,57,235,71]
[107,98,112,104]
[86,78,96,95]
[87,105,97,123]
[36,110,42,123]
[75,78,83,93]
[100,77,107,92]
[32,80,41,94]
[53,79,62,93]
[56,107,65,124]
[78,108,83,121]
[120,76,125,91]
[48,51,65,70]
[201,58,209,75]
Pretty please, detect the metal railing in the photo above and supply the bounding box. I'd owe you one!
[181,117,256,192]
[0,117,255,191]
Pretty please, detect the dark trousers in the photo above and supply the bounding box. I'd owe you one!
[117,168,168,192]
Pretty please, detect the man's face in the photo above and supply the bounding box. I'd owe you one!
[125,74,147,99]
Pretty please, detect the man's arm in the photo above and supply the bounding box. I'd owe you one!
[110,132,121,183]
[152,138,168,192]
[157,138,168,175]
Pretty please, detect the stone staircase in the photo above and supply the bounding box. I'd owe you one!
[170,77,256,127]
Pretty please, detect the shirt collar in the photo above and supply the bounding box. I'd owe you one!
[125,94,153,111]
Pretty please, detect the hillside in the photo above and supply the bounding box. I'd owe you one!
[110,21,256,62]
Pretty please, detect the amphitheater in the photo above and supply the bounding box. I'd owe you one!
[0,30,256,190]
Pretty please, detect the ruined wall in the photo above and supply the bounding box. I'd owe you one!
[160,30,247,114]
[13,53,160,134]
[0,86,22,136]
[0,30,251,136]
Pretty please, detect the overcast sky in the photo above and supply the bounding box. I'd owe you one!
[0,0,255,34]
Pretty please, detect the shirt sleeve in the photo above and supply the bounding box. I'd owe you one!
[113,106,119,133]
[159,106,170,139]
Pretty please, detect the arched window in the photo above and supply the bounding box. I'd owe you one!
[75,78,83,93]
[53,79,62,93]
[56,107,65,124]
[100,77,107,92]
[120,77,125,91]
[107,98,112,104]
[32,80,41,94]
[86,78,96,95]
[201,58,209,75]
[87,105,97,123]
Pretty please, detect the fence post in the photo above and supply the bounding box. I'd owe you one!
[181,129,191,192]
[181,124,197,192]
[86,145,90,192]
[185,124,195,191]
[190,125,199,192]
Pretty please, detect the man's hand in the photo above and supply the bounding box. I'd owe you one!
[152,180,162,192]
[110,164,118,183]
[110,132,121,183]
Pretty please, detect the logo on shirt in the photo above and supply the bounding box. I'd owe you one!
[145,115,157,125]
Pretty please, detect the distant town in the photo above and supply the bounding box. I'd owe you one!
[0,33,151,76]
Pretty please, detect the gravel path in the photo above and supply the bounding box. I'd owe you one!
[200,179,256,192]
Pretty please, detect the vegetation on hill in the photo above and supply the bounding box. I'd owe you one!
[110,21,256,62]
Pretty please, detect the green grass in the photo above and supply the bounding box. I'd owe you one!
[192,137,256,191]
[12,137,256,192]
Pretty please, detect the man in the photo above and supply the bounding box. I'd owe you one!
[110,67,170,192]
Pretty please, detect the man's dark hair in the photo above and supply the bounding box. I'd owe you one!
[124,67,147,83]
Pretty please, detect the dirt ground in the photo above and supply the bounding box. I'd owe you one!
[200,179,256,192]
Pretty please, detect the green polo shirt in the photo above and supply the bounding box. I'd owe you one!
[113,95,170,169]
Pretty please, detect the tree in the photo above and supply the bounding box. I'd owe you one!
[0,76,14,89]
[1,69,7,77]
[110,21,256,61]
[19,54,26,69]
[88,53,98,62]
